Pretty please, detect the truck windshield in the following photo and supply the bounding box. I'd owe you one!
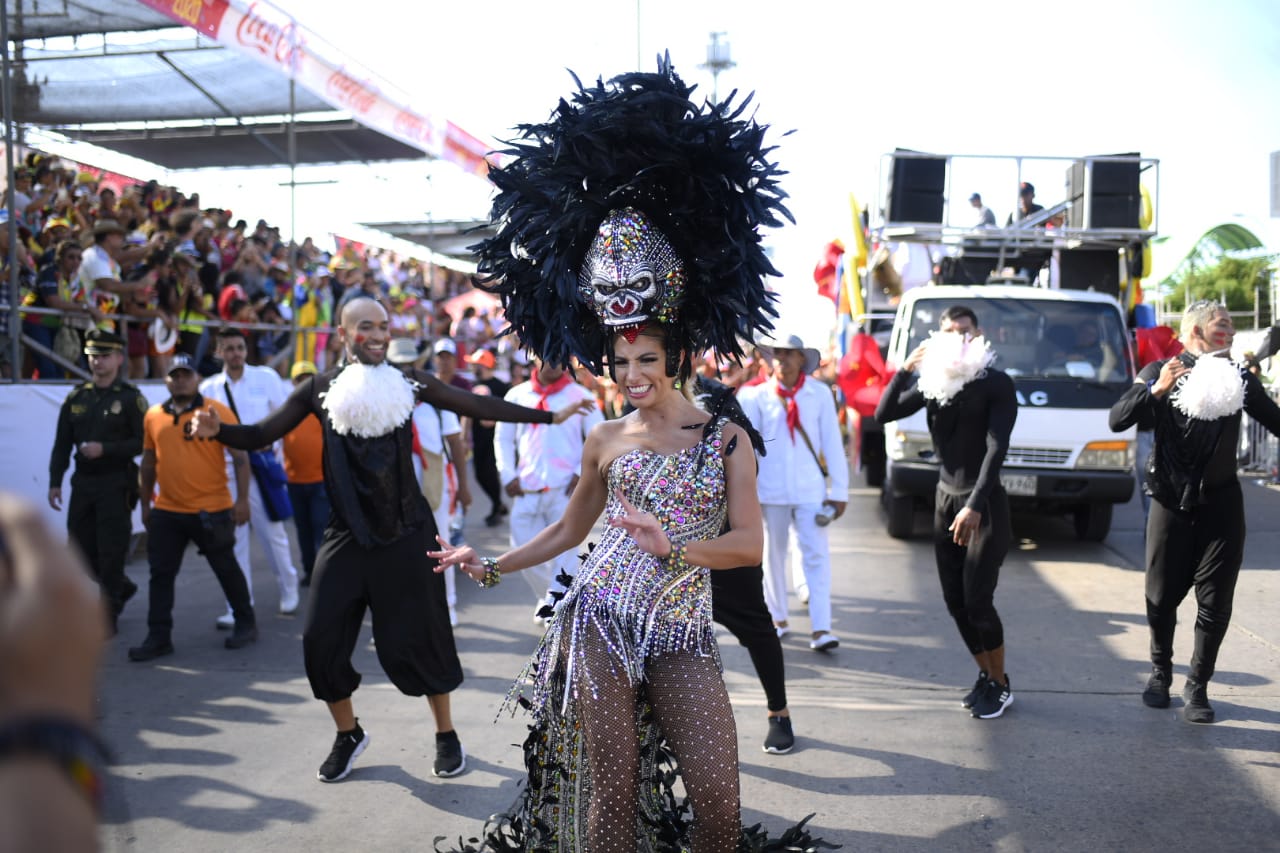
[906,298,1134,383]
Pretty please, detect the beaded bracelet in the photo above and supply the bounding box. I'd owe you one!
[478,557,503,589]
[0,717,110,814]
[662,541,690,572]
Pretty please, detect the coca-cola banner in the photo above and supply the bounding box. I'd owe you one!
[138,0,492,176]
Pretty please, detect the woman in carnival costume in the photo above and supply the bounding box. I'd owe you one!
[430,57,837,852]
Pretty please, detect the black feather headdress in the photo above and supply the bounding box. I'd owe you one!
[471,53,792,374]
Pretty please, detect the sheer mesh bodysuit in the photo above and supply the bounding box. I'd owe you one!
[500,418,741,852]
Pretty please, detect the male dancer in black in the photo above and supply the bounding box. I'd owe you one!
[875,305,1018,719]
[1110,299,1280,723]
[190,299,590,780]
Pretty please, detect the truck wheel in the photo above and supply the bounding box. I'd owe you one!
[886,493,915,539]
[1073,503,1112,542]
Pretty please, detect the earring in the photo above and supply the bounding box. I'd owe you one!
[673,379,682,390]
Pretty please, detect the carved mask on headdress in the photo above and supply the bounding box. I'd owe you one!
[577,207,686,342]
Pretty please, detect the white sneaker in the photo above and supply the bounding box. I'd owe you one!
[797,584,810,604]
[809,631,839,651]
[279,585,300,615]
[215,611,234,630]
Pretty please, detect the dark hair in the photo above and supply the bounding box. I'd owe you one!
[55,239,83,263]
[940,305,979,329]
[216,325,247,342]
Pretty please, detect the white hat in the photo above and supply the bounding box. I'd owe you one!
[387,338,424,365]
[433,337,458,356]
[756,332,821,375]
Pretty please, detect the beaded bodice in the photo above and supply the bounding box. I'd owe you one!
[511,417,730,717]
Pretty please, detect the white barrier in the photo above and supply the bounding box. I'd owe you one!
[1,381,172,531]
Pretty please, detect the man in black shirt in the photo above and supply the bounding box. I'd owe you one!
[189,299,590,783]
[1110,300,1280,723]
[876,305,1018,719]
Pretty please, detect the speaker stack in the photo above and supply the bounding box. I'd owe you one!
[887,151,946,223]
[1066,154,1140,229]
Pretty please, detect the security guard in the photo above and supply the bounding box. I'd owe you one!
[48,329,147,632]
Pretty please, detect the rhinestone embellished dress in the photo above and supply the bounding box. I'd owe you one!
[492,418,733,850]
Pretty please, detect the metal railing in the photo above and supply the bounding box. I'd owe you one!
[1239,384,1280,479]
[5,304,334,381]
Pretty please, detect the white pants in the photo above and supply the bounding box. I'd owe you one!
[509,489,576,606]
[229,478,299,607]
[432,501,457,609]
[761,502,832,632]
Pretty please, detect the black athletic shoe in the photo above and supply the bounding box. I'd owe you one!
[224,622,258,650]
[433,730,466,777]
[318,724,370,782]
[971,674,1013,719]
[962,670,989,709]
[763,716,795,754]
[127,635,174,662]
[1182,678,1215,724]
[1142,668,1172,708]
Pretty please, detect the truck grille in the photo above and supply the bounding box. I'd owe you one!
[1006,446,1071,467]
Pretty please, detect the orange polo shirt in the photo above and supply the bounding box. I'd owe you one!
[143,398,240,513]
[283,413,325,485]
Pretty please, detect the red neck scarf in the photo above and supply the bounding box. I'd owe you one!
[531,372,574,411]
[775,372,806,441]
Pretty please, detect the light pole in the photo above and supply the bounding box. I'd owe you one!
[699,31,735,105]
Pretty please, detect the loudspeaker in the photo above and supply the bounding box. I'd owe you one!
[1066,155,1140,229]
[1058,249,1120,296]
[888,153,945,223]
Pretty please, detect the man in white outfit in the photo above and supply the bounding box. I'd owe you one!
[200,326,300,625]
[496,357,602,619]
[388,339,471,626]
[739,333,849,651]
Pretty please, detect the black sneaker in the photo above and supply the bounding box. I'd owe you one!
[763,716,795,754]
[433,730,466,777]
[128,636,174,662]
[318,724,370,782]
[224,622,258,650]
[1142,668,1172,708]
[1182,678,1215,724]
[972,674,1013,719]
[962,670,989,709]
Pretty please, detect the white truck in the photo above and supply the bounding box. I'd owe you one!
[866,150,1156,541]
[879,285,1136,540]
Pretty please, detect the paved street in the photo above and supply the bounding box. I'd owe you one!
[96,469,1280,851]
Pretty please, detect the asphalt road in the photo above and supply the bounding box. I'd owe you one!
[95,470,1280,851]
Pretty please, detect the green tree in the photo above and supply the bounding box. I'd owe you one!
[1164,255,1273,321]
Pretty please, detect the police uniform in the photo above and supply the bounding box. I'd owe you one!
[47,330,146,625]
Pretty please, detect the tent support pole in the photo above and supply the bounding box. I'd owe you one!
[2,1,19,378]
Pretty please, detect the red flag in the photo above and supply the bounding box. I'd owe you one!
[838,333,894,417]
[813,240,845,304]
[1135,326,1183,369]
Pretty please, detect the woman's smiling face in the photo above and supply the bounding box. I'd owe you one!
[612,333,668,407]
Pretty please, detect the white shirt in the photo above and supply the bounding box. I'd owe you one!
[739,375,850,505]
[496,380,603,491]
[200,365,290,455]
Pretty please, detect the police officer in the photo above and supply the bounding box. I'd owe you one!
[48,329,147,633]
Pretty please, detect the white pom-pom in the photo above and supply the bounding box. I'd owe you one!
[1171,356,1245,421]
[917,332,996,406]
[321,363,415,437]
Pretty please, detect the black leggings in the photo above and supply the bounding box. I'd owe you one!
[303,524,462,702]
[1145,486,1245,683]
[710,564,788,713]
[934,487,1009,655]
[472,433,504,515]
